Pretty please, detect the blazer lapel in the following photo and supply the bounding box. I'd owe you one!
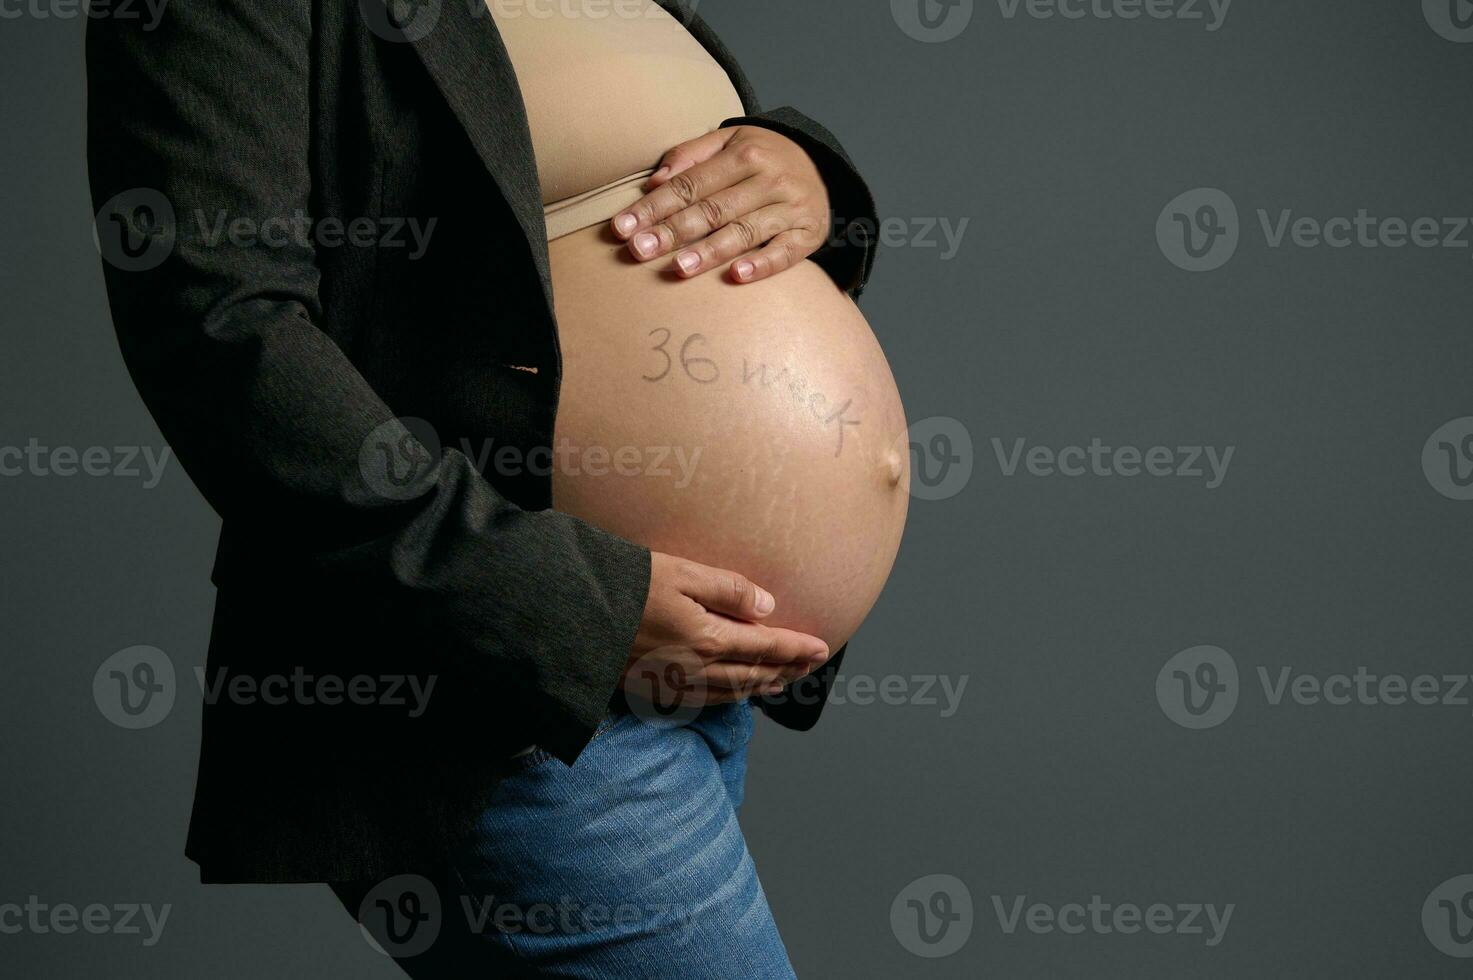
[399,0,550,294]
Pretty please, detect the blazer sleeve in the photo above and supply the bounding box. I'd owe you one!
[85,0,648,765]
[722,106,879,299]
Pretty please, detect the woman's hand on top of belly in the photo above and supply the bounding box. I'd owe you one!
[610,127,830,286]
[624,552,831,707]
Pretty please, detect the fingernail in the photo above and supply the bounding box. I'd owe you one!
[676,251,700,274]
[633,232,659,257]
[810,647,830,662]
[765,682,785,695]
[613,213,637,236]
[733,259,755,281]
[652,166,671,181]
[754,587,774,614]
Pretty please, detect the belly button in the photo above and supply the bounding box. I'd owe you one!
[884,448,904,488]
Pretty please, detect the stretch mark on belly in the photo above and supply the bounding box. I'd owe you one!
[741,359,860,459]
[638,329,861,458]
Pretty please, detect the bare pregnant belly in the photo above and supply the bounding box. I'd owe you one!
[550,225,909,652]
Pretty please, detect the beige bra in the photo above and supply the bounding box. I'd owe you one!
[485,0,746,240]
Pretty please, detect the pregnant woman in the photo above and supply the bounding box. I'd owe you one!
[87,0,905,976]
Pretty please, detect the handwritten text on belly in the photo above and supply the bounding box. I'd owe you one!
[641,329,861,458]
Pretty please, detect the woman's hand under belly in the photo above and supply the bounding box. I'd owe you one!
[549,223,909,653]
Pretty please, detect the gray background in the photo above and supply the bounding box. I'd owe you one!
[3,0,1471,976]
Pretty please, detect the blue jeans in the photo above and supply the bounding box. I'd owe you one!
[337,700,797,978]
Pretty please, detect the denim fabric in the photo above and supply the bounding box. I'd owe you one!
[334,700,796,978]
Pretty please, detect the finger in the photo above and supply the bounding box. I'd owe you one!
[671,202,788,279]
[653,179,774,275]
[730,228,820,285]
[616,152,763,258]
[701,618,830,666]
[643,128,735,191]
[676,560,775,620]
[698,685,768,705]
[703,662,791,698]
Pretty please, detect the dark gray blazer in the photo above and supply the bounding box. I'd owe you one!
[86,0,879,882]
